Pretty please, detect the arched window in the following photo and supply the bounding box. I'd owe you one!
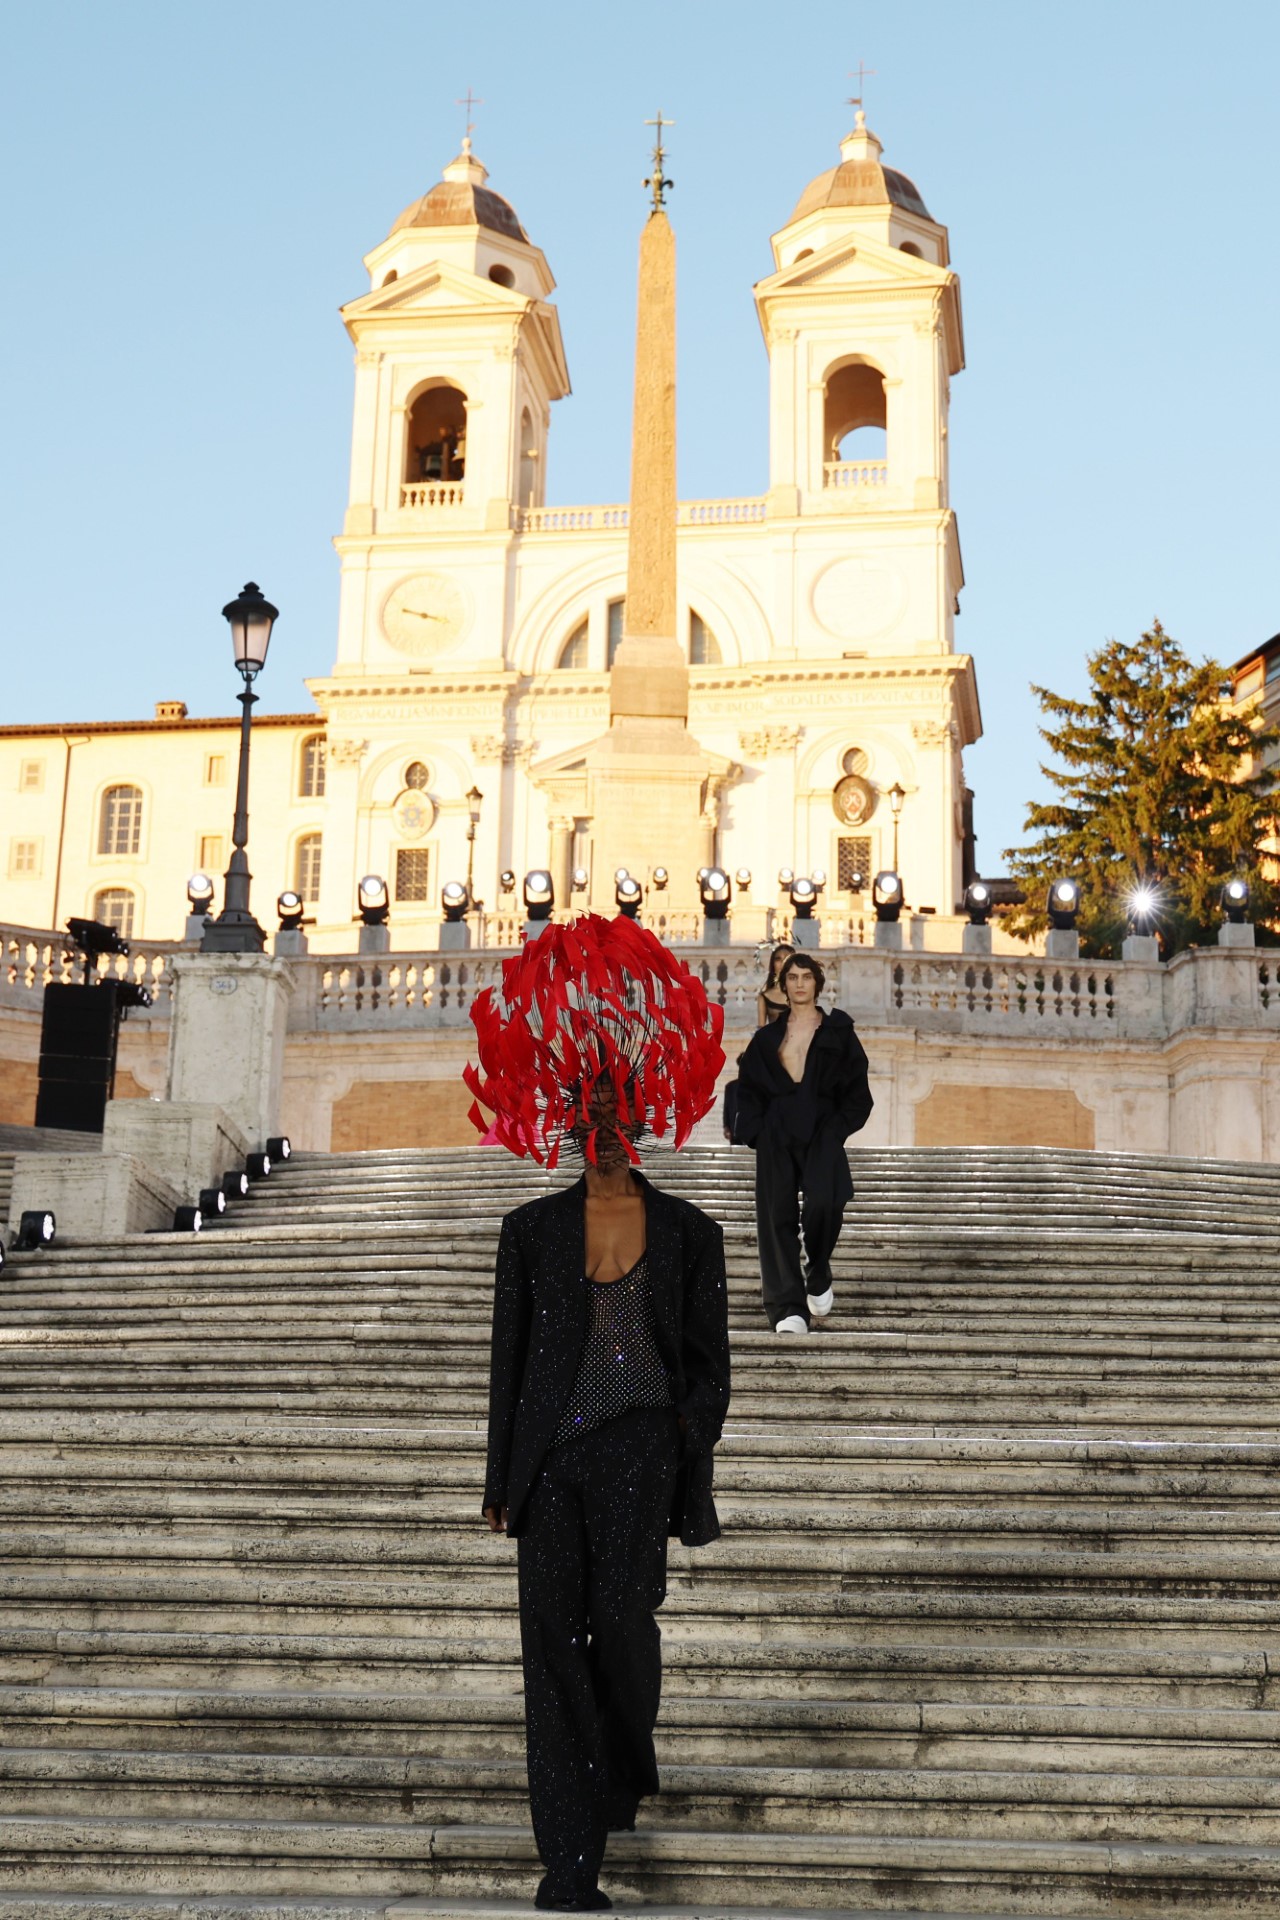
[299,735,326,798]
[98,784,143,856]
[404,760,431,790]
[381,269,399,286]
[690,612,722,666]
[557,622,588,670]
[93,888,135,939]
[518,407,537,507]
[489,263,516,289]
[607,598,626,667]
[405,383,467,484]
[294,834,322,903]
[824,360,888,466]
[898,241,924,258]
[793,248,814,263]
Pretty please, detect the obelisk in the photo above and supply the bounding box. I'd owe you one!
[585,116,715,910]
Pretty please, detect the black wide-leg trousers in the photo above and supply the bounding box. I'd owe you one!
[755,1136,847,1328]
[516,1406,680,1900]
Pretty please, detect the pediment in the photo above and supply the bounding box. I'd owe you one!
[342,260,528,324]
[760,233,945,298]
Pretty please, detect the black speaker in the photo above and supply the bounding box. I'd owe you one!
[35,982,123,1133]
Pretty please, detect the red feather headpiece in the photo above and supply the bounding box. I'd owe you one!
[464,914,725,1167]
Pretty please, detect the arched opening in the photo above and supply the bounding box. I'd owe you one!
[93,887,135,939]
[898,241,923,258]
[98,784,143,856]
[405,383,467,485]
[381,269,399,286]
[294,833,323,903]
[824,360,887,473]
[489,263,516,289]
[793,248,814,263]
[557,621,588,670]
[606,598,626,667]
[518,407,537,507]
[689,611,722,665]
[299,735,326,798]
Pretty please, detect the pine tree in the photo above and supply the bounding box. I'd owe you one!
[1003,623,1280,957]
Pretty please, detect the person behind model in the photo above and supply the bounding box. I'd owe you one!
[733,951,873,1334]
[472,915,730,1912]
[756,941,795,1026]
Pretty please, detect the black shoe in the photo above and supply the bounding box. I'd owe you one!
[535,1878,612,1912]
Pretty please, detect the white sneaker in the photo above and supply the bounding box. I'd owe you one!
[806,1286,834,1318]
[774,1314,809,1335]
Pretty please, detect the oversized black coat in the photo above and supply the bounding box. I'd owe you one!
[483,1173,731,1547]
[732,1006,873,1204]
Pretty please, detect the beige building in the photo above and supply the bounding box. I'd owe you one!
[2,114,984,951]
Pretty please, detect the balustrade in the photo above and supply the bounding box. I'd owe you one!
[823,460,889,491]
[514,497,767,534]
[400,482,464,509]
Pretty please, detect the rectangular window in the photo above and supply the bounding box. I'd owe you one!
[837,837,872,891]
[294,834,322,902]
[198,835,224,871]
[395,847,431,902]
[9,838,40,877]
[99,785,143,856]
[204,754,227,785]
[19,759,44,792]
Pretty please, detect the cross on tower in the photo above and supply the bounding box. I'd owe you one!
[846,61,876,115]
[456,88,483,145]
[644,110,674,211]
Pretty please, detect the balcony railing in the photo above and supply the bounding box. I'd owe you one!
[514,497,768,534]
[400,482,464,508]
[823,460,889,492]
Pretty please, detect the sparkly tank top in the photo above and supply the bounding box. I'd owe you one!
[550,1252,673,1448]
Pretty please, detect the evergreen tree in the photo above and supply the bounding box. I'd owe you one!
[1003,623,1280,957]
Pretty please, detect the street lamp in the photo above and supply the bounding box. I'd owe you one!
[465,786,483,905]
[201,582,279,953]
[887,782,906,872]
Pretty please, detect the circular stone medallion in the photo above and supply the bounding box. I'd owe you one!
[832,774,877,826]
[393,792,436,839]
[811,557,907,644]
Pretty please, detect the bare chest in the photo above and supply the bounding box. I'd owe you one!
[778,1019,821,1084]
[584,1194,647,1284]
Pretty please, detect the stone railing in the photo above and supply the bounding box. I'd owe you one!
[514,497,767,534]
[0,925,176,1013]
[823,460,889,491]
[400,481,464,509]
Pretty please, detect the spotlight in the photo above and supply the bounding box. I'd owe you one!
[789,877,818,920]
[777,867,794,889]
[614,866,630,884]
[66,917,129,961]
[1222,876,1251,923]
[699,867,732,920]
[116,981,153,1011]
[812,869,827,892]
[499,869,516,893]
[571,867,590,893]
[276,889,304,931]
[13,1210,55,1252]
[357,875,390,927]
[872,871,903,923]
[1047,879,1081,930]
[222,1169,249,1201]
[0,1241,5,1274]
[651,867,669,891]
[198,1186,227,1217]
[173,1205,203,1234]
[615,874,643,918]
[441,880,470,922]
[523,870,554,922]
[845,867,866,892]
[187,873,215,914]
[964,880,994,926]
[246,1151,272,1179]
[266,1136,292,1162]
[735,867,752,889]
[1128,884,1159,934]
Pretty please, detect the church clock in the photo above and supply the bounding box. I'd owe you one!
[382,573,469,660]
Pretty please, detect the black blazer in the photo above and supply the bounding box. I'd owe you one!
[733,1007,873,1203]
[483,1172,731,1547]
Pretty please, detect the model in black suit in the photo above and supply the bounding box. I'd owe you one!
[733,951,873,1330]
[483,1089,730,1913]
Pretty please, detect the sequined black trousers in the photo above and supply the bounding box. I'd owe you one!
[516,1406,680,1899]
[754,1136,846,1327]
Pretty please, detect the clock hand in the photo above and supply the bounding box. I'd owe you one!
[405,608,445,620]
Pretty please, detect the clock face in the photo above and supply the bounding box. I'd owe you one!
[382,573,469,660]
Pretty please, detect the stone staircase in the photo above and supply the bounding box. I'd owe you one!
[1,1142,1279,1919]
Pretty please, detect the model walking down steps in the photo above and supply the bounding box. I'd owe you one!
[3,1135,1280,1916]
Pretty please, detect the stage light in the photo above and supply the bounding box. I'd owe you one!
[0,1241,5,1274]
[571,867,590,893]
[1047,879,1081,930]
[1222,877,1251,923]
[812,868,827,892]
[116,981,153,1011]
[777,867,794,889]
[13,1210,56,1252]
[614,867,630,883]
[735,867,753,889]
[499,869,516,893]
[198,1186,227,1217]
[246,1151,272,1179]
[222,1170,249,1201]
[845,867,866,892]
[276,890,304,931]
[615,875,643,918]
[523,871,554,922]
[441,880,470,923]
[1128,885,1159,935]
[651,867,669,891]
[266,1136,292,1162]
[67,917,129,961]
[699,868,732,919]
[173,1205,203,1234]
[872,871,903,923]
[789,877,818,919]
[964,881,993,926]
[357,875,390,926]
[187,873,215,914]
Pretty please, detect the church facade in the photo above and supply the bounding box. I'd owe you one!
[1,116,982,951]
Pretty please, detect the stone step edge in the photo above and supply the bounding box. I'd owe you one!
[0,1898,1111,1920]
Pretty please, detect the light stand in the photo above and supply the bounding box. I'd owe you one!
[202,583,279,953]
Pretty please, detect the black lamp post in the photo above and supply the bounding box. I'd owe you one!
[202,582,279,953]
[465,786,483,906]
[887,781,906,872]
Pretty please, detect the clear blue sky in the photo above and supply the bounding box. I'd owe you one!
[2,0,1276,871]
